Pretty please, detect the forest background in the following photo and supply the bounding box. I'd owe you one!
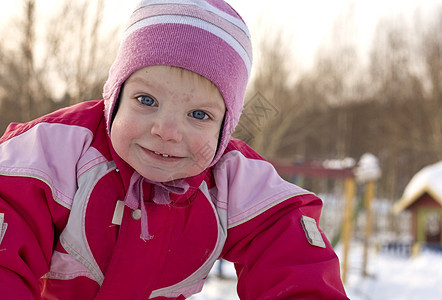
[0,0,441,205]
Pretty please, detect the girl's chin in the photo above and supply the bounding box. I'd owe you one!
[137,166,208,183]
[136,168,188,182]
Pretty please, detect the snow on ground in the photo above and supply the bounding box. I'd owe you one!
[344,245,442,300]
[190,245,442,299]
[189,260,239,300]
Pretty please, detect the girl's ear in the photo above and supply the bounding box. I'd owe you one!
[110,95,121,131]
[215,114,226,155]
[110,81,127,131]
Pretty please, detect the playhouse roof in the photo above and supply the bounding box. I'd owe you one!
[393,161,442,214]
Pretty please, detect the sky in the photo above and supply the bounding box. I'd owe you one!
[1,0,441,71]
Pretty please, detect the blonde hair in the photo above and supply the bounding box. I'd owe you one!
[167,66,220,95]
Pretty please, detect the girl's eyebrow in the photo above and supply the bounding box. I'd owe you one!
[199,100,225,112]
[126,72,225,111]
[126,75,153,87]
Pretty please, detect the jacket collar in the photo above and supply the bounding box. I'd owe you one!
[106,134,211,239]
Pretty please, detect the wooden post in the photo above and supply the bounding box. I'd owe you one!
[341,177,356,284]
[362,180,375,277]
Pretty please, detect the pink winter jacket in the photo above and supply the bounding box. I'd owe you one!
[0,100,348,299]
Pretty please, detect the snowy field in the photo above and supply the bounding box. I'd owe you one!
[344,245,442,300]
[189,260,239,300]
[190,244,442,299]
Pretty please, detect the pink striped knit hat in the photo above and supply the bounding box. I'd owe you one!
[103,0,252,166]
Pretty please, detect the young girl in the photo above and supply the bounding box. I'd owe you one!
[0,0,348,299]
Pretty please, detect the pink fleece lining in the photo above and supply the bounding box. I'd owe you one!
[43,251,96,281]
[212,150,312,228]
[0,123,98,208]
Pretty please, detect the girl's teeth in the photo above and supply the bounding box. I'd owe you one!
[154,151,169,157]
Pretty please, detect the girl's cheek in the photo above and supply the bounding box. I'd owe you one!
[192,139,217,165]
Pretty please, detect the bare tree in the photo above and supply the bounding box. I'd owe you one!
[0,0,119,133]
[45,0,117,104]
[419,7,442,160]
[367,8,442,198]
[235,26,326,160]
[21,0,36,121]
[0,0,51,123]
[313,3,361,160]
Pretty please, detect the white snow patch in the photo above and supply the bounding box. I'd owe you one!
[400,161,442,205]
[342,245,442,300]
[191,245,442,299]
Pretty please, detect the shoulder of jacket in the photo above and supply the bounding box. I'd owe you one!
[0,100,104,143]
[212,138,313,228]
[222,138,265,161]
[0,101,111,209]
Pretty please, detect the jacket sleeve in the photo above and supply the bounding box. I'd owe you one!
[215,141,348,299]
[221,194,348,299]
[0,120,88,299]
[0,176,61,299]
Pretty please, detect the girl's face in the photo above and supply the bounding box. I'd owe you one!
[111,65,225,182]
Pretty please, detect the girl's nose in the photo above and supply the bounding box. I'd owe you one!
[150,113,183,143]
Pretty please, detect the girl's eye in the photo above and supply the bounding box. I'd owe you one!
[137,95,156,106]
[190,110,209,120]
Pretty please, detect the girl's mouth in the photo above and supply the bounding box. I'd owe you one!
[150,149,183,159]
[153,151,173,158]
[138,145,183,162]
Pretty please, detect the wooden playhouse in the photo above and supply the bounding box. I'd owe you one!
[393,162,442,247]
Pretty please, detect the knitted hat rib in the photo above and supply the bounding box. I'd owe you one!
[103,0,252,166]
